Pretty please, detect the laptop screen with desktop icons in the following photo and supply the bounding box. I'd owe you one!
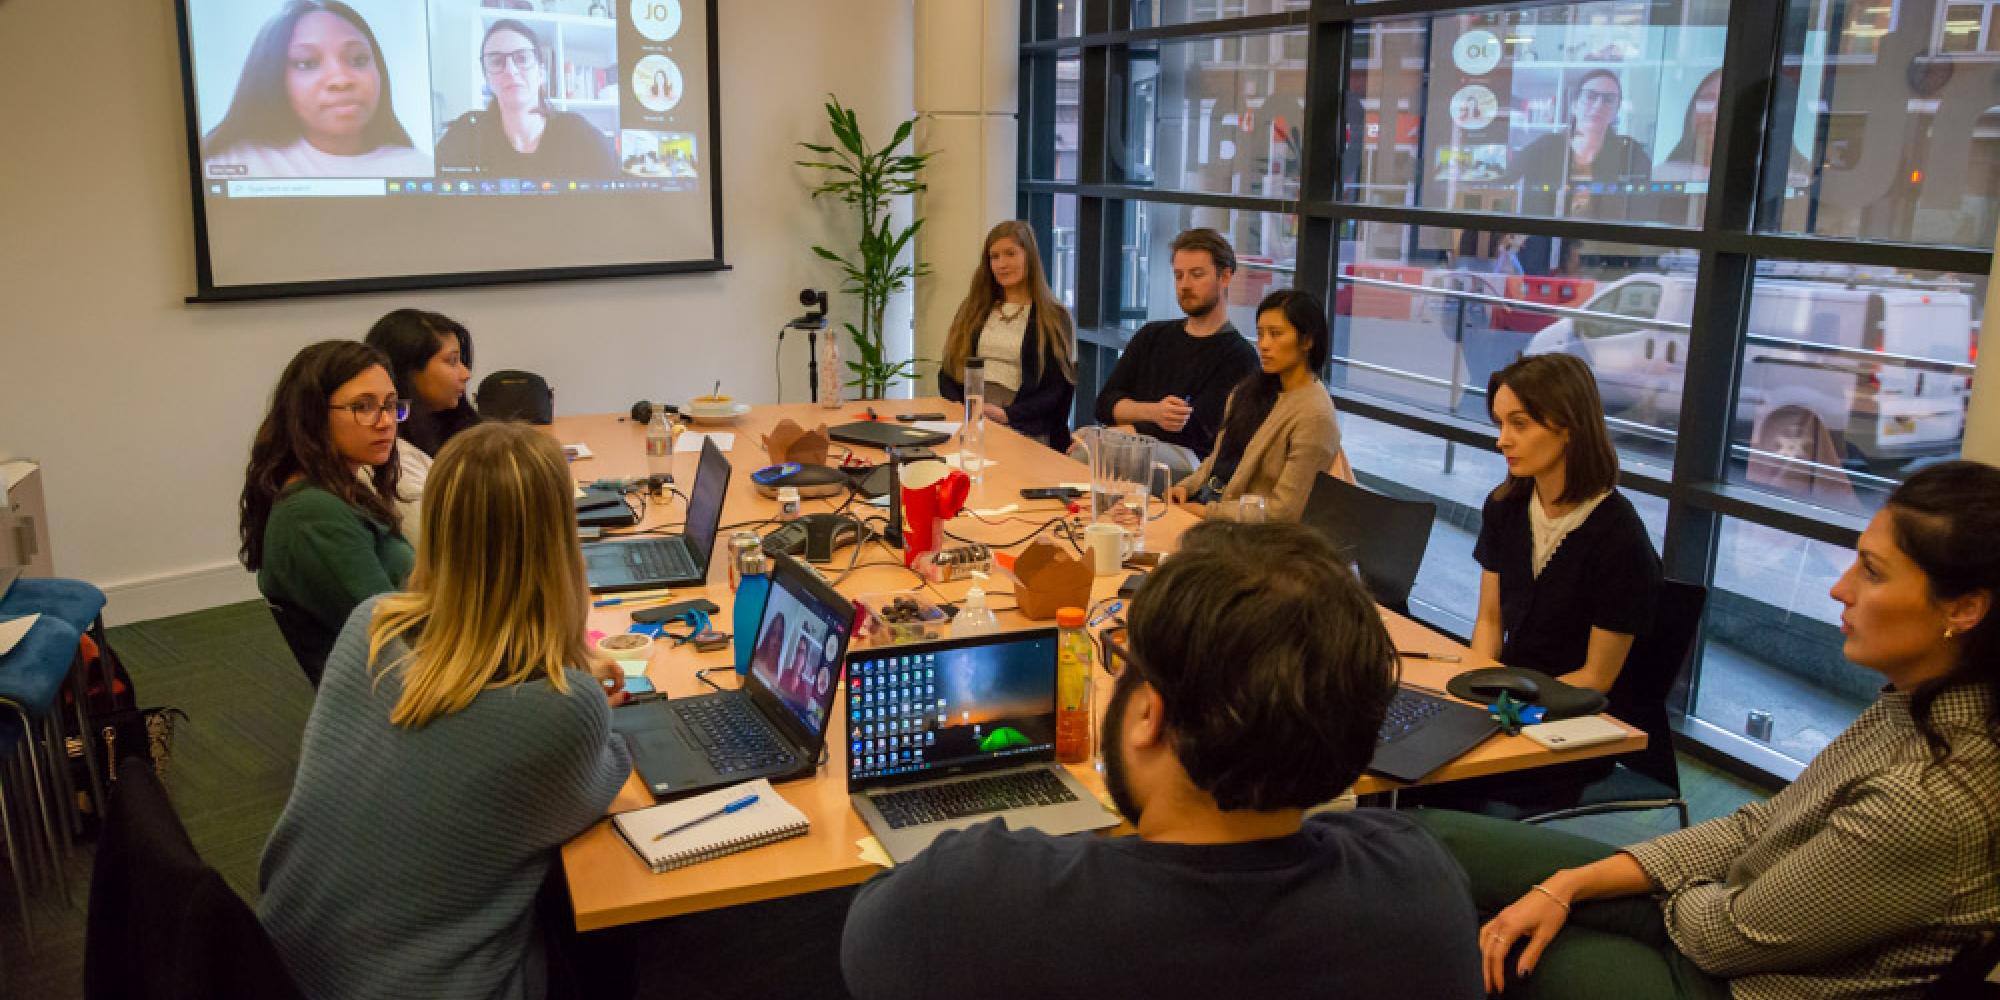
[845,629,1060,788]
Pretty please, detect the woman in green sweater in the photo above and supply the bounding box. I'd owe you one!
[1171,289,1341,522]
[240,340,414,685]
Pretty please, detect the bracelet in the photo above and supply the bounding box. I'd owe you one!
[1531,883,1571,912]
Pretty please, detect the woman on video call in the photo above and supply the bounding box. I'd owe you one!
[202,0,432,178]
[434,19,618,177]
[1508,68,1653,274]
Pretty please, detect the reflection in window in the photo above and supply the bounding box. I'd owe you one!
[1768,0,2000,247]
[1131,0,1307,28]
[1344,2,1732,235]
[1056,54,1080,181]
[1051,194,1079,309]
[1725,261,1981,517]
[1122,33,1307,196]
[1120,203,1296,335]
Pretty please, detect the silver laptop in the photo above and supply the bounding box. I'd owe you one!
[846,629,1116,864]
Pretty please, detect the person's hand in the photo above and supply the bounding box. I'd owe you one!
[1166,485,1189,505]
[1479,884,1573,993]
[1153,396,1193,433]
[587,656,629,706]
[983,403,1009,425]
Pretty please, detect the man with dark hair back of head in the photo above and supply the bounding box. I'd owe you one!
[841,522,1483,1000]
[1087,228,1262,473]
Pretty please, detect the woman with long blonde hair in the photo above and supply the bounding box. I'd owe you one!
[258,421,631,1000]
[938,220,1078,449]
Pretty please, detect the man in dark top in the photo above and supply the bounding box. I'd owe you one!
[840,521,1484,1000]
[1093,228,1260,464]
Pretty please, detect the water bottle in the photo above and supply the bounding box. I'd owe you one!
[962,358,986,484]
[645,407,674,493]
[730,533,770,677]
[949,571,999,638]
[817,331,843,408]
[1055,607,1092,764]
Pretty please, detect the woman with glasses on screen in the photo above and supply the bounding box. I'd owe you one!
[434,19,618,178]
[364,309,480,537]
[1508,68,1653,274]
[201,1,431,179]
[240,340,414,685]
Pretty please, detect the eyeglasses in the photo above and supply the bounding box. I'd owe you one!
[1096,624,1137,679]
[481,48,539,74]
[330,397,409,426]
[1575,89,1620,108]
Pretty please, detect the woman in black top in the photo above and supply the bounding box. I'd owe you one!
[434,20,617,178]
[363,309,480,459]
[938,221,1077,450]
[1509,68,1654,274]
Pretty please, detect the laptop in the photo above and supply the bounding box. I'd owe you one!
[846,630,1117,864]
[1366,686,1501,784]
[611,553,856,800]
[829,420,951,451]
[582,436,729,591]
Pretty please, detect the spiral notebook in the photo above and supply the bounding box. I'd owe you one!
[611,779,810,874]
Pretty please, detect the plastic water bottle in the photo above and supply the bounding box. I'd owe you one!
[962,358,986,485]
[645,407,674,492]
[950,571,999,638]
[1055,607,1092,764]
[730,534,770,677]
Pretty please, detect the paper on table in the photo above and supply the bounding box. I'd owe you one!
[563,442,594,460]
[911,421,960,437]
[676,432,735,453]
[616,658,650,679]
[0,614,39,658]
[940,452,996,472]
[856,836,895,869]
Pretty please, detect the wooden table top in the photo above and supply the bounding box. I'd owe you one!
[554,400,1644,931]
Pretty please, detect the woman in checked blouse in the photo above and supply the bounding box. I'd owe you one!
[1417,461,2000,999]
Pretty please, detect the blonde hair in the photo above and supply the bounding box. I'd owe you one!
[941,220,1075,385]
[367,421,594,727]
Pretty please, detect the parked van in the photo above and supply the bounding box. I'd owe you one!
[1523,272,1973,472]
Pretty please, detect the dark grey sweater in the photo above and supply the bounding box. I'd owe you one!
[259,598,631,999]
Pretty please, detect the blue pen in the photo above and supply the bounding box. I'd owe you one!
[652,793,760,841]
[1088,601,1123,628]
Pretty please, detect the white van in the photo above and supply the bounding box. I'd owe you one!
[1523,273,1973,471]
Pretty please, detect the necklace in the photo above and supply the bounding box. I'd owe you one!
[995,302,1027,322]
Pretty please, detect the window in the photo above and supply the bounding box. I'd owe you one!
[1057,54,1081,181]
[1051,193,1080,308]
[1118,204,1297,335]
[1131,0,1306,28]
[1119,33,1307,196]
[1342,3,1733,230]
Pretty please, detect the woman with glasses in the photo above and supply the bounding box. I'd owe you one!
[434,19,618,177]
[240,340,414,684]
[201,1,431,179]
[363,309,480,537]
[1507,68,1653,274]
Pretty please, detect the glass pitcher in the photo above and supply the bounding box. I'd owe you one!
[1073,426,1170,556]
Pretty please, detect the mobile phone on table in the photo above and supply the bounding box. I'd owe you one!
[1020,486,1083,501]
[896,412,948,422]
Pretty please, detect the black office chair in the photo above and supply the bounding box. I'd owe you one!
[86,756,303,1000]
[1926,931,2000,998]
[1299,472,1437,617]
[264,600,328,689]
[1518,580,1708,830]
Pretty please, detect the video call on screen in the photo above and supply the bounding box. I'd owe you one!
[180,0,717,290]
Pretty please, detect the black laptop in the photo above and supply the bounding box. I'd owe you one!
[829,420,951,450]
[581,436,729,592]
[610,553,856,800]
[1366,686,1501,784]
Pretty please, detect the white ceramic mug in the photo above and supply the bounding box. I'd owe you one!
[1084,523,1125,576]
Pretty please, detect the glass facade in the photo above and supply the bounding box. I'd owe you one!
[1025,0,1994,778]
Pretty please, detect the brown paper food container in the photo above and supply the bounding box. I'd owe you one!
[762,420,832,466]
[1009,540,1094,621]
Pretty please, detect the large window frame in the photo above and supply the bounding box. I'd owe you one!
[1019,0,1993,783]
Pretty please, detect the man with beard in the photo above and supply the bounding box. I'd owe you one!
[1091,229,1261,473]
[840,522,1483,999]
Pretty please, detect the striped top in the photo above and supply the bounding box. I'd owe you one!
[258,597,631,1000]
[1626,684,1999,998]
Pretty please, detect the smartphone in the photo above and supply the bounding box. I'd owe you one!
[631,598,721,624]
[1117,572,1148,598]
[896,412,948,422]
[624,673,657,696]
[1020,486,1083,501]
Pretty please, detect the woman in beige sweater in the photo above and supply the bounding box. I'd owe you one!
[1170,289,1341,522]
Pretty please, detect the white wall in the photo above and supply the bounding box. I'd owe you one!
[0,0,916,624]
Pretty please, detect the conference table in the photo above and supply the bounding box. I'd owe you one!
[554,400,1645,932]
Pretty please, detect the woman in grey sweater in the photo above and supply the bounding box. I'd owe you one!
[259,422,632,999]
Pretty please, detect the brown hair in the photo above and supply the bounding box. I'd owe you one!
[1486,353,1618,505]
[941,221,1075,384]
[1169,227,1236,275]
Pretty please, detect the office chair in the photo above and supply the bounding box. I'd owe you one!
[1518,580,1708,830]
[264,601,327,688]
[1298,472,1436,617]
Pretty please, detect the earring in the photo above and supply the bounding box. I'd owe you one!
[1944,626,1959,640]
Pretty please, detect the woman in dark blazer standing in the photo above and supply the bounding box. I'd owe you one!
[938,220,1077,450]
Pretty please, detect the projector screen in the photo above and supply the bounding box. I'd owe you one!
[173,0,722,300]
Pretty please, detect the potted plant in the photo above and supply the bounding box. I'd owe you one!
[797,95,933,399]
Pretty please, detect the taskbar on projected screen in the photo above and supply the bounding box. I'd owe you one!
[205,177,698,200]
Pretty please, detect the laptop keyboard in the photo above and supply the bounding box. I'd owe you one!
[870,770,1077,830]
[675,699,794,776]
[1377,688,1451,746]
[631,541,698,581]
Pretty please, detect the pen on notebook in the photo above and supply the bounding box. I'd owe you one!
[653,793,761,841]
[1398,651,1463,663]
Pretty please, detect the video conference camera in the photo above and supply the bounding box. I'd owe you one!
[787,288,830,332]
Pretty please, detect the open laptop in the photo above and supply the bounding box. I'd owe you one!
[847,630,1117,864]
[1366,686,1501,784]
[582,436,729,592]
[610,553,855,800]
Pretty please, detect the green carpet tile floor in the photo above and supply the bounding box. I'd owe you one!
[0,600,1771,998]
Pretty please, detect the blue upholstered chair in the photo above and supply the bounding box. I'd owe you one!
[0,577,113,825]
[0,612,86,938]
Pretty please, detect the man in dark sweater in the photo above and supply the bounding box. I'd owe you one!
[1093,228,1260,464]
[840,522,1484,1000]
